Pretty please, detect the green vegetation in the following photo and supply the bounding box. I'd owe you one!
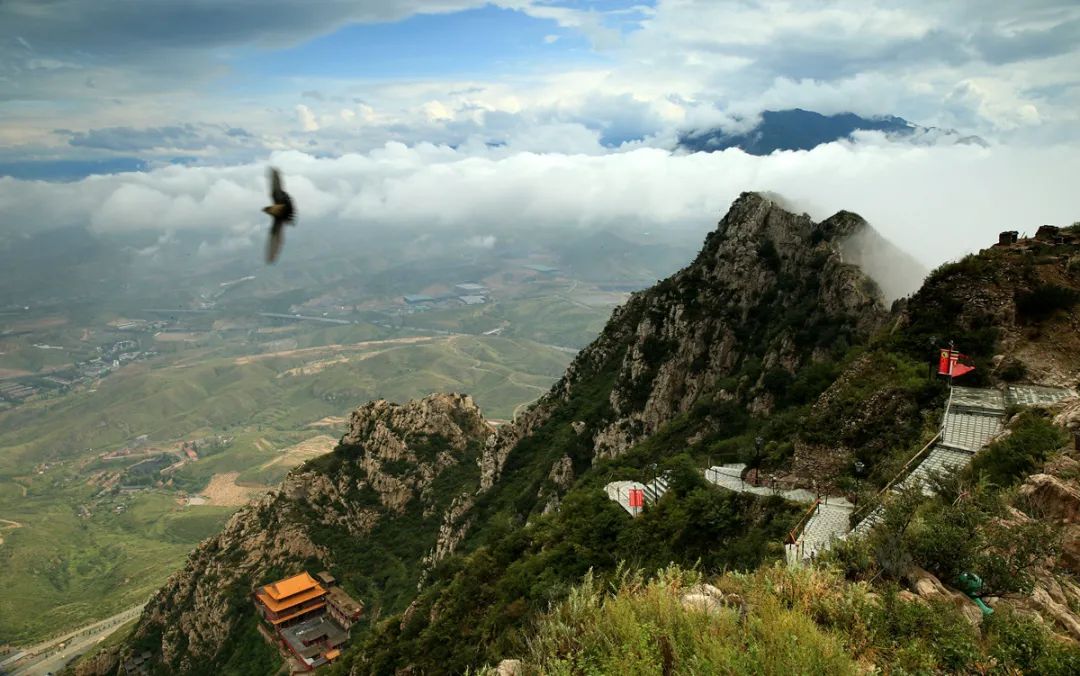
[0,491,233,643]
[346,460,798,674]
[0,332,572,644]
[970,410,1068,487]
[524,567,856,675]
[833,412,1067,597]
[489,562,1080,676]
[1016,283,1080,322]
[404,294,612,349]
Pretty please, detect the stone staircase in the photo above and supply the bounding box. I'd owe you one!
[851,385,1072,538]
[604,476,670,516]
[605,384,1072,551]
[784,498,855,564]
[702,464,852,564]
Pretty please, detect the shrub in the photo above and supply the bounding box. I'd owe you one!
[526,567,858,676]
[757,238,782,271]
[997,359,1028,382]
[985,607,1080,676]
[1015,283,1080,322]
[970,410,1067,487]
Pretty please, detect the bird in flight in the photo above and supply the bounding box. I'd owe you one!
[263,167,295,263]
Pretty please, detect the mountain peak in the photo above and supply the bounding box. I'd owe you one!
[677,108,981,155]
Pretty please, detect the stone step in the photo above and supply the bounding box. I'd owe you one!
[792,502,854,561]
[1007,384,1075,407]
[850,505,884,537]
[899,445,976,495]
[949,386,1006,415]
[942,411,1003,452]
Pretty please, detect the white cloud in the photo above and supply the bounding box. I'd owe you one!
[466,234,496,249]
[296,104,320,132]
[6,0,1079,165]
[3,141,1077,271]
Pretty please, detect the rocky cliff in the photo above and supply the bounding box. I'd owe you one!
[88,393,491,674]
[479,192,891,491]
[88,192,998,675]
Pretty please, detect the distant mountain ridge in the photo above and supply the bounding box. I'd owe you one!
[677,108,985,155]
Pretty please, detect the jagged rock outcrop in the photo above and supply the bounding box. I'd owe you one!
[904,566,984,626]
[479,193,892,489]
[110,394,491,674]
[588,196,889,459]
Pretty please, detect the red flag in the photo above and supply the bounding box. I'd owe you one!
[938,348,976,378]
[951,353,976,378]
[628,488,644,508]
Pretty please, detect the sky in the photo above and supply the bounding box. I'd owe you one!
[1,0,1079,267]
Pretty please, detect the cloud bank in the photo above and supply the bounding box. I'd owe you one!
[2,0,1078,175]
[2,139,1077,270]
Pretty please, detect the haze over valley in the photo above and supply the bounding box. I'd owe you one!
[2,1,1080,674]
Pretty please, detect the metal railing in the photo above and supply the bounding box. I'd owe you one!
[785,498,822,545]
[850,430,942,523]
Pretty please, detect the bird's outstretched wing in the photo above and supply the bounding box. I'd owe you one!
[268,167,287,204]
[266,221,285,264]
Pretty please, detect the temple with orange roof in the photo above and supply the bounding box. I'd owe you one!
[254,572,328,627]
[253,570,363,671]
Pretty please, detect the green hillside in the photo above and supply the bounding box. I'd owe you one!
[0,333,571,643]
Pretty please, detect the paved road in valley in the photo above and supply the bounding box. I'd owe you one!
[5,604,144,676]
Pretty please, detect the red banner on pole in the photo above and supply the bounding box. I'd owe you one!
[938,349,951,375]
[937,348,976,378]
[628,488,644,508]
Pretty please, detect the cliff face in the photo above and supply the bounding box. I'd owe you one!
[479,192,891,488]
[94,193,908,674]
[116,393,491,673]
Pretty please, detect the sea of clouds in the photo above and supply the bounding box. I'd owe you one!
[1,136,1077,271]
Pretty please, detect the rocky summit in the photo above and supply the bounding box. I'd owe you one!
[80,195,1080,675]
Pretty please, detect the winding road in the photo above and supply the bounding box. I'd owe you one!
[4,604,144,676]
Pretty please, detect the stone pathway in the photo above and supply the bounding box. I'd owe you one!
[604,477,670,516]
[704,464,817,503]
[700,464,853,563]
[787,500,854,563]
[851,384,1072,538]
[603,384,1073,555]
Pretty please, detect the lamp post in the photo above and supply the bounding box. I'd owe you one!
[650,462,658,501]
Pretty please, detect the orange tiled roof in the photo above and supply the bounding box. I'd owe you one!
[266,601,326,626]
[262,572,321,601]
[256,585,326,614]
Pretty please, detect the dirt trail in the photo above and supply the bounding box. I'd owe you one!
[0,517,22,545]
[307,416,346,428]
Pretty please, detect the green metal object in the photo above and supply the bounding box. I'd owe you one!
[955,572,994,616]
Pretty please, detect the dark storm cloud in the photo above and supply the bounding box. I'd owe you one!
[0,0,489,98]
[972,18,1080,65]
[0,0,486,58]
